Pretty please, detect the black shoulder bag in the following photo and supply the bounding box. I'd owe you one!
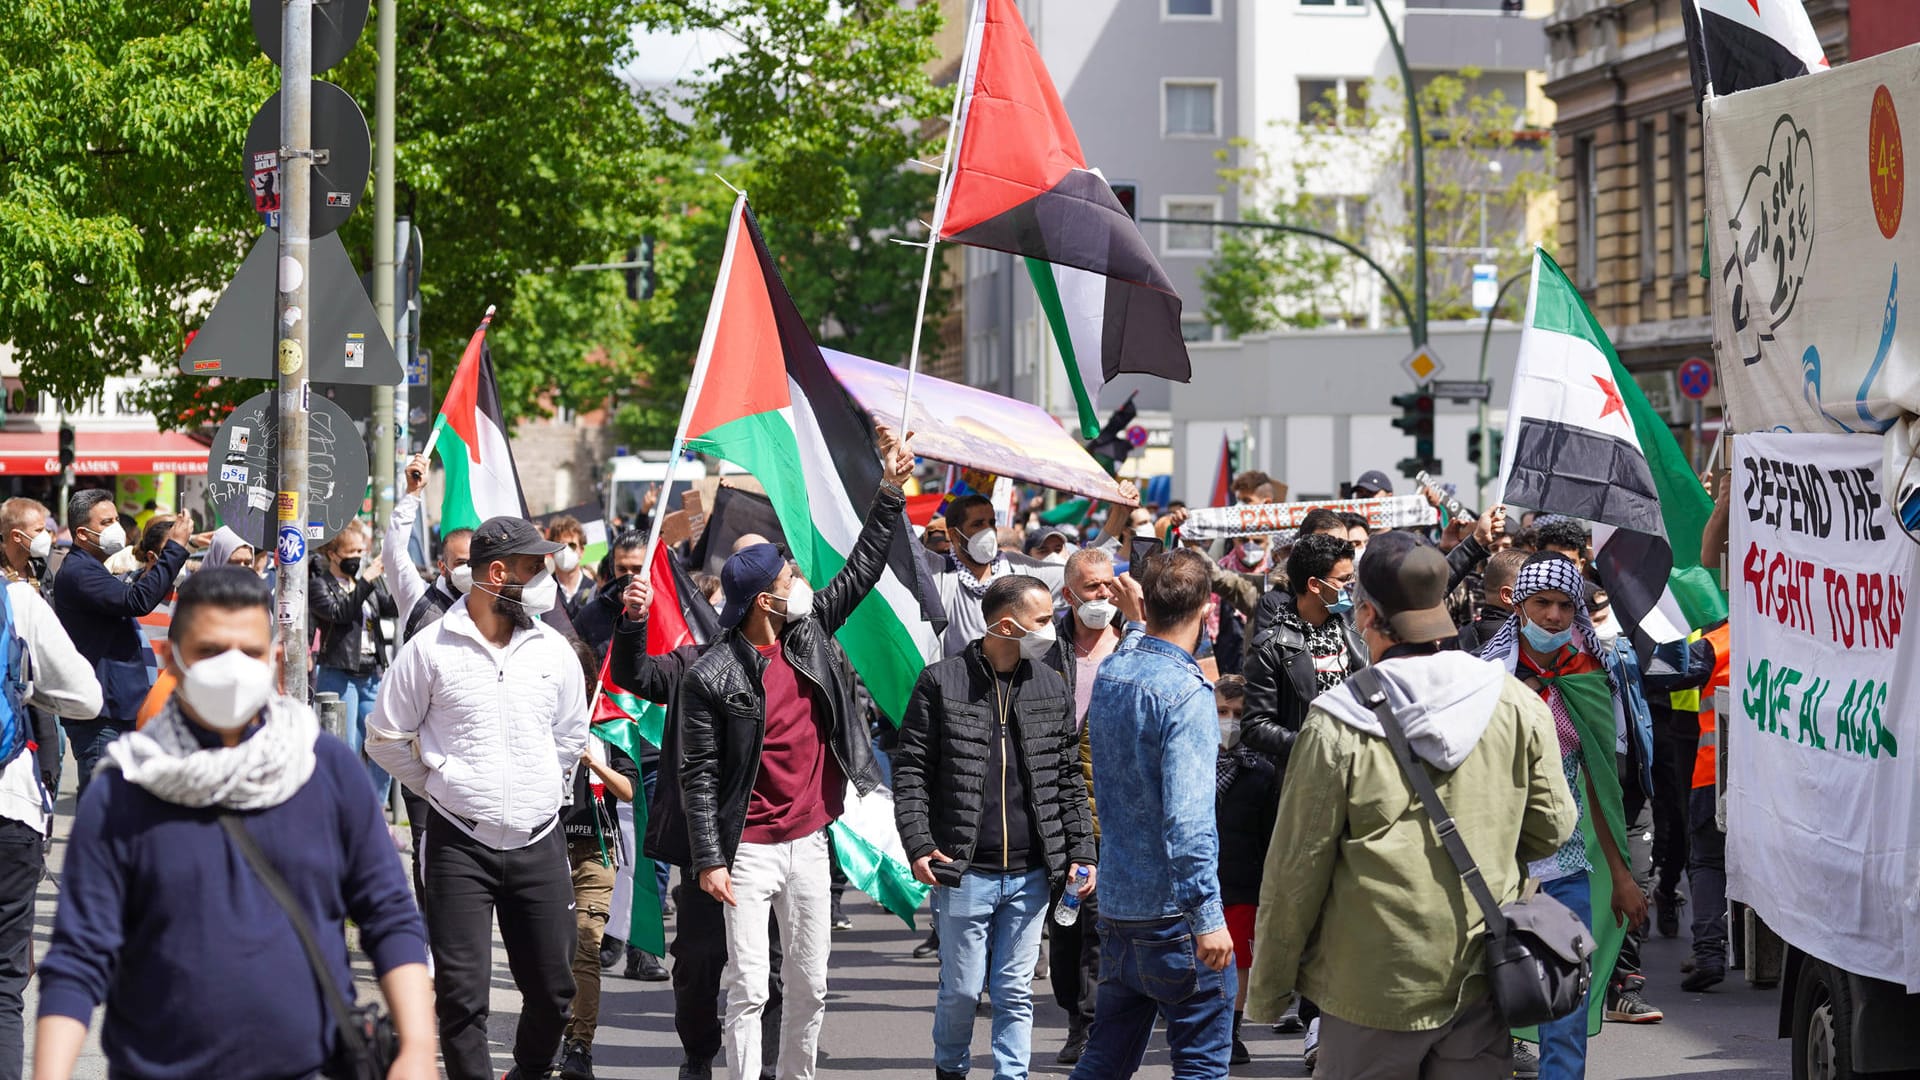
[1348,668,1592,1027]
[219,815,400,1080]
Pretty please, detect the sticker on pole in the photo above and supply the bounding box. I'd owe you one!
[276,525,307,566]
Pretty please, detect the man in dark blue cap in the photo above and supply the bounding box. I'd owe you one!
[676,426,915,1080]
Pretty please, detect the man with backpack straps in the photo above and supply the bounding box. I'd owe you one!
[0,498,101,1080]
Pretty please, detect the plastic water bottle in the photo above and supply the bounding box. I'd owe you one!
[1054,866,1091,926]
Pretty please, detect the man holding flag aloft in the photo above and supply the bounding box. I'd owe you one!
[678,424,915,1080]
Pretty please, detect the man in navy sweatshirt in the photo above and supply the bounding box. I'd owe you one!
[48,489,190,799]
[33,567,435,1080]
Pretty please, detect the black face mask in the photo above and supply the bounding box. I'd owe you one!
[338,556,362,578]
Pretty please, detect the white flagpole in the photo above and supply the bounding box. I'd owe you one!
[897,0,985,431]
[641,193,750,582]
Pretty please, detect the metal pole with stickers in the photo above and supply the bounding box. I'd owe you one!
[274,0,315,698]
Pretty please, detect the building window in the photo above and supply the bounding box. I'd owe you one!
[1165,0,1215,17]
[1299,0,1365,7]
[1638,120,1658,284]
[1574,134,1597,289]
[1164,80,1220,137]
[1299,77,1367,127]
[1181,317,1218,343]
[1303,194,1368,241]
[1670,114,1691,280]
[1163,197,1221,254]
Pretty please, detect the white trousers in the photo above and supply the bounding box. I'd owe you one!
[722,828,833,1080]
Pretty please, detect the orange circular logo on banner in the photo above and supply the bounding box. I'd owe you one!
[1871,85,1904,239]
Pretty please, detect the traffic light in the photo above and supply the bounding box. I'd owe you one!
[1391,389,1439,479]
[1466,428,1504,469]
[626,237,657,302]
[1109,181,1138,221]
[57,424,74,470]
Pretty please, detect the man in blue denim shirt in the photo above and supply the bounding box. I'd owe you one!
[1072,548,1234,1080]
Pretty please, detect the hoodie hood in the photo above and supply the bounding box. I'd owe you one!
[1317,652,1510,770]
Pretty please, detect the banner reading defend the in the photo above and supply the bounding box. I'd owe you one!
[1728,432,1920,988]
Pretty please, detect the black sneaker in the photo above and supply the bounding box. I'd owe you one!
[599,934,624,971]
[1230,1033,1251,1066]
[626,951,670,982]
[1057,1029,1087,1065]
[1655,892,1685,938]
[676,1062,713,1080]
[1272,1007,1305,1035]
[913,930,940,959]
[1681,966,1726,992]
[558,1040,594,1080]
[831,897,853,931]
[1510,1040,1540,1078]
[1604,987,1665,1023]
[503,1068,553,1080]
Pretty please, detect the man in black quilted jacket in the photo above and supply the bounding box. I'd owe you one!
[893,574,1097,1080]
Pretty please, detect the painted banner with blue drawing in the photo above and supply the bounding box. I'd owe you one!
[1703,44,1920,529]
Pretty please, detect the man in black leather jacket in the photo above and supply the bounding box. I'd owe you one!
[1239,533,1365,764]
[677,428,912,1080]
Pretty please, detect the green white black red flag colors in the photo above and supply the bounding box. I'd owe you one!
[1026,257,1190,439]
[678,196,943,722]
[1682,0,1827,102]
[430,308,526,532]
[1497,249,1728,648]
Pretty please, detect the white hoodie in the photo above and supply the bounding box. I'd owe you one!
[1314,651,1511,771]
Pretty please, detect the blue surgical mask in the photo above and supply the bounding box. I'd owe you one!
[1522,621,1574,653]
[1321,581,1354,615]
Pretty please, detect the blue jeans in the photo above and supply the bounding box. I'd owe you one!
[932,868,1050,1079]
[62,720,119,803]
[316,667,388,803]
[1536,873,1591,1080]
[1070,915,1235,1080]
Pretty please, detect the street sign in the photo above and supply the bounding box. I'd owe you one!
[180,231,402,385]
[1402,344,1445,384]
[243,81,371,238]
[208,391,370,553]
[1677,356,1715,401]
[252,0,371,74]
[1432,379,1493,402]
[1472,263,1499,313]
[1125,424,1148,448]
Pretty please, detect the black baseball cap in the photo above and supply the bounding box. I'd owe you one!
[1356,531,1454,643]
[1353,470,1395,497]
[718,543,788,629]
[468,516,564,569]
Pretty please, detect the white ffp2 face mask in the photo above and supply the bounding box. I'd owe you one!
[514,570,558,615]
[22,530,50,561]
[179,648,276,732]
[776,579,814,622]
[555,547,582,573]
[449,564,473,595]
[963,527,999,565]
[90,522,128,557]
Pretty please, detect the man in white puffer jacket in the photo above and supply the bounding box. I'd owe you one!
[369,516,589,1080]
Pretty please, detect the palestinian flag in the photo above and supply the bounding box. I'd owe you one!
[830,783,933,928]
[592,547,715,752]
[940,0,1177,298]
[678,196,943,721]
[1027,256,1190,439]
[1209,432,1233,508]
[1682,0,1827,101]
[431,308,526,532]
[1497,249,1728,648]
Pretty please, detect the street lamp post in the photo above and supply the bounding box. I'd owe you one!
[1475,270,1528,506]
[1372,0,1427,348]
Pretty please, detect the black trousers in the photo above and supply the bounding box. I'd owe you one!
[1048,886,1099,1034]
[1615,764,1656,987]
[402,789,429,924]
[671,874,781,1071]
[425,813,577,1080]
[1651,714,1699,897]
[0,821,39,1080]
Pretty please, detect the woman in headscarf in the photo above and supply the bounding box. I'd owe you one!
[202,526,255,570]
[1479,552,1647,1080]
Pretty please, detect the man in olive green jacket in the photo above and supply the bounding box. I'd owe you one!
[1246,533,1577,1079]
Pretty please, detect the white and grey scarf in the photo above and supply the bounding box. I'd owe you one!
[101,696,320,811]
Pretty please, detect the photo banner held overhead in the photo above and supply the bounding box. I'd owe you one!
[1181,496,1439,541]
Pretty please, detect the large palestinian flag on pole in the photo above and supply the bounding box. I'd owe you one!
[431,309,526,532]
[1682,0,1827,101]
[680,196,943,722]
[1026,256,1190,439]
[1497,248,1728,648]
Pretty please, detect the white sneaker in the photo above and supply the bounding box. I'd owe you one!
[1303,1016,1320,1072]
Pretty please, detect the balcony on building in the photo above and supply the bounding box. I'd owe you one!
[1403,0,1547,76]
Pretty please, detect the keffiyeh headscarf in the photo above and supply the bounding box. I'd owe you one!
[1478,555,1600,670]
[102,696,319,811]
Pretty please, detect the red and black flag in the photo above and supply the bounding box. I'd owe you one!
[1682,0,1828,102]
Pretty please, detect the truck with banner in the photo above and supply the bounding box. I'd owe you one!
[1706,41,1920,1077]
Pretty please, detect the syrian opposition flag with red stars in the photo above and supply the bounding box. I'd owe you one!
[1497,249,1727,650]
[1682,0,1828,101]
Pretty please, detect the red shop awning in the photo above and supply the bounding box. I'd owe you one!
[0,431,211,476]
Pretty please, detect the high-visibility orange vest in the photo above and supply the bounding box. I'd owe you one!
[1693,622,1733,790]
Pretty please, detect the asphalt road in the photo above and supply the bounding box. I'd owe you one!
[26,795,1793,1079]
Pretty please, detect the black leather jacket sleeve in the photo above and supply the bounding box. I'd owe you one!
[1446,535,1491,594]
[609,615,698,704]
[891,669,940,862]
[814,484,907,635]
[310,567,376,627]
[677,665,729,873]
[1239,631,1297,760]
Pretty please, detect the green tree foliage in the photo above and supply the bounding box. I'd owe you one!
[4,0,947,446]
[1202,70,1554,337]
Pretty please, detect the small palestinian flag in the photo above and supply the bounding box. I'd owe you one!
[431,308,526,532]
[1027,256,1190,439]
[591,547,715,752]
[939,0,1169,288]
[1497,249,1728,649]
[1682,0,1828,101]
[1209,432,1232,508]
